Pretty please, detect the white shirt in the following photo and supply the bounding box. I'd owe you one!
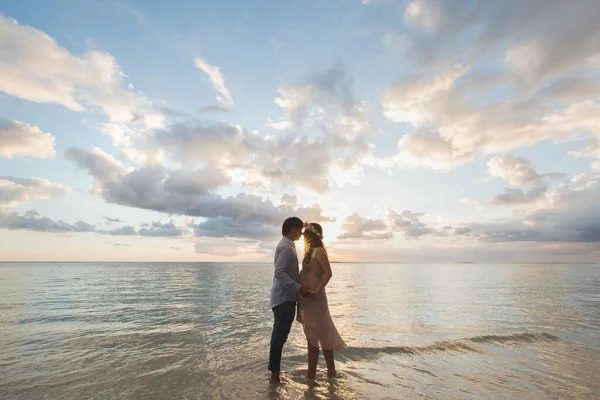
[270,236,301,308]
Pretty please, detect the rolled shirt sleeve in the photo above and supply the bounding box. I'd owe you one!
[274,246,302,292]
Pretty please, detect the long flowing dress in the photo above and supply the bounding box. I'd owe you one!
[297,254,346,351]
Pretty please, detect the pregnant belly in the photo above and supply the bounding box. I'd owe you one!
[299,271,320,290]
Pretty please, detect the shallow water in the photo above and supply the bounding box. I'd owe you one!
[1,262,599,399]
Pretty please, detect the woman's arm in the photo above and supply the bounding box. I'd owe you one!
[310,248,332,293]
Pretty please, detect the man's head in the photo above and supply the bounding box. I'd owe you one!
[282,217,303,241]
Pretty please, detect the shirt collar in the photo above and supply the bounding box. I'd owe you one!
[281,236,294,246]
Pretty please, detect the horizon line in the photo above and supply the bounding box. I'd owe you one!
[0,261,597,265]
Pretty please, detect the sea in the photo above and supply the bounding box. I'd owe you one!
[1,262,599,399]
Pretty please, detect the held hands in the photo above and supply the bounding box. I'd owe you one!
[307,287,322,295]
[299,285,310,297]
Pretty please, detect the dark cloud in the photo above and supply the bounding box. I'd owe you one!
[0,210,96,233]
[199,105,233,114]
[104,217,123,224]
[66,146,335,226]
[490,185,547,206]
[469,173,600,243]
[138,221,189,237]
[0,209,192,239]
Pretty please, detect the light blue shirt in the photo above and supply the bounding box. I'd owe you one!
[270,236,302,308]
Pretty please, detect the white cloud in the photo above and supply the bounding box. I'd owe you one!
[0,119,55,159]
[394,129,472,170]
[388,208,435,238]
[485,155,566,206]
[378,0,600,170]
[487,155,543,186]
[193,57,235,105]
[381,64,468,126]
[404,0,443,31]
[0,16,163,128]
[0,177,68,209]
[338,213,392,240]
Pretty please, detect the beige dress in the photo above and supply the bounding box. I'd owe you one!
[297,253,346,351]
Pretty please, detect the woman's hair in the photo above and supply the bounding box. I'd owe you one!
[303,223,326,265]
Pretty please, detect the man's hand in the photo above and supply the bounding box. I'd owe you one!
[299,286,310,297]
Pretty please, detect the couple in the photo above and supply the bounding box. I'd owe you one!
[268,217,346,384]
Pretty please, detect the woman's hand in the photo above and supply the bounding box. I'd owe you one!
[308,287,322,295]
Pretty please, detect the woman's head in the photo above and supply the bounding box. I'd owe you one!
[303,222,326,264]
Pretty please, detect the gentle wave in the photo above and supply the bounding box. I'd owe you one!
[340,332,559,360]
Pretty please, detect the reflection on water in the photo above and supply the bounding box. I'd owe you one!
[1,263,599,399]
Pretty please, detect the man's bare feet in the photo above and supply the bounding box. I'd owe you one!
[270,371,281,384]
[327,370,337,379]
[306,373,316,381]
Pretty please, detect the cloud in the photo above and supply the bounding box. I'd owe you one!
[0,210,95,233]
[388,209,434,237]
[486,155,566,206]
[199,105,233,114]
[0,177,68,209]
[487,155,543,186]
[104,217,123,224]
[377,1,600,170]
[193,57,234,105]
[0,209,192,238]
[106,225,136,236]
[280,194,298,206]
[469,173,600,243]
[0,119,56,159]
[570,138,600,171]
[397,0,600,78]
[104,220,191,237]
[382,67,600,170]
[490,186,548,206]
[194,217,278,240]
[338,213,393,240]
[394,129,473,170]
[65,146,335,226]
[267,63,378,191]
[0,16,163,128]
[138,221,190,237]
[381,64,468,126]
[273,62,358,127]
[153,120,346,193]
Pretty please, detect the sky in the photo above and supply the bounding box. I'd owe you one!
[1,0,599,262]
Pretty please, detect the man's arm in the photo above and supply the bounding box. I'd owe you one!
[274,246,302,292]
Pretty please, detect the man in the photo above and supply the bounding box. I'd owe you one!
[268,217,309,383]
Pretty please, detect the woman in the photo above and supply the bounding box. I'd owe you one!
[297,222,346,380]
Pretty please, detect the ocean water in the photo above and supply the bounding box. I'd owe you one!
[1,263,599,400]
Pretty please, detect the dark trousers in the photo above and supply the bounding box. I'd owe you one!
[268,301,296,371]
